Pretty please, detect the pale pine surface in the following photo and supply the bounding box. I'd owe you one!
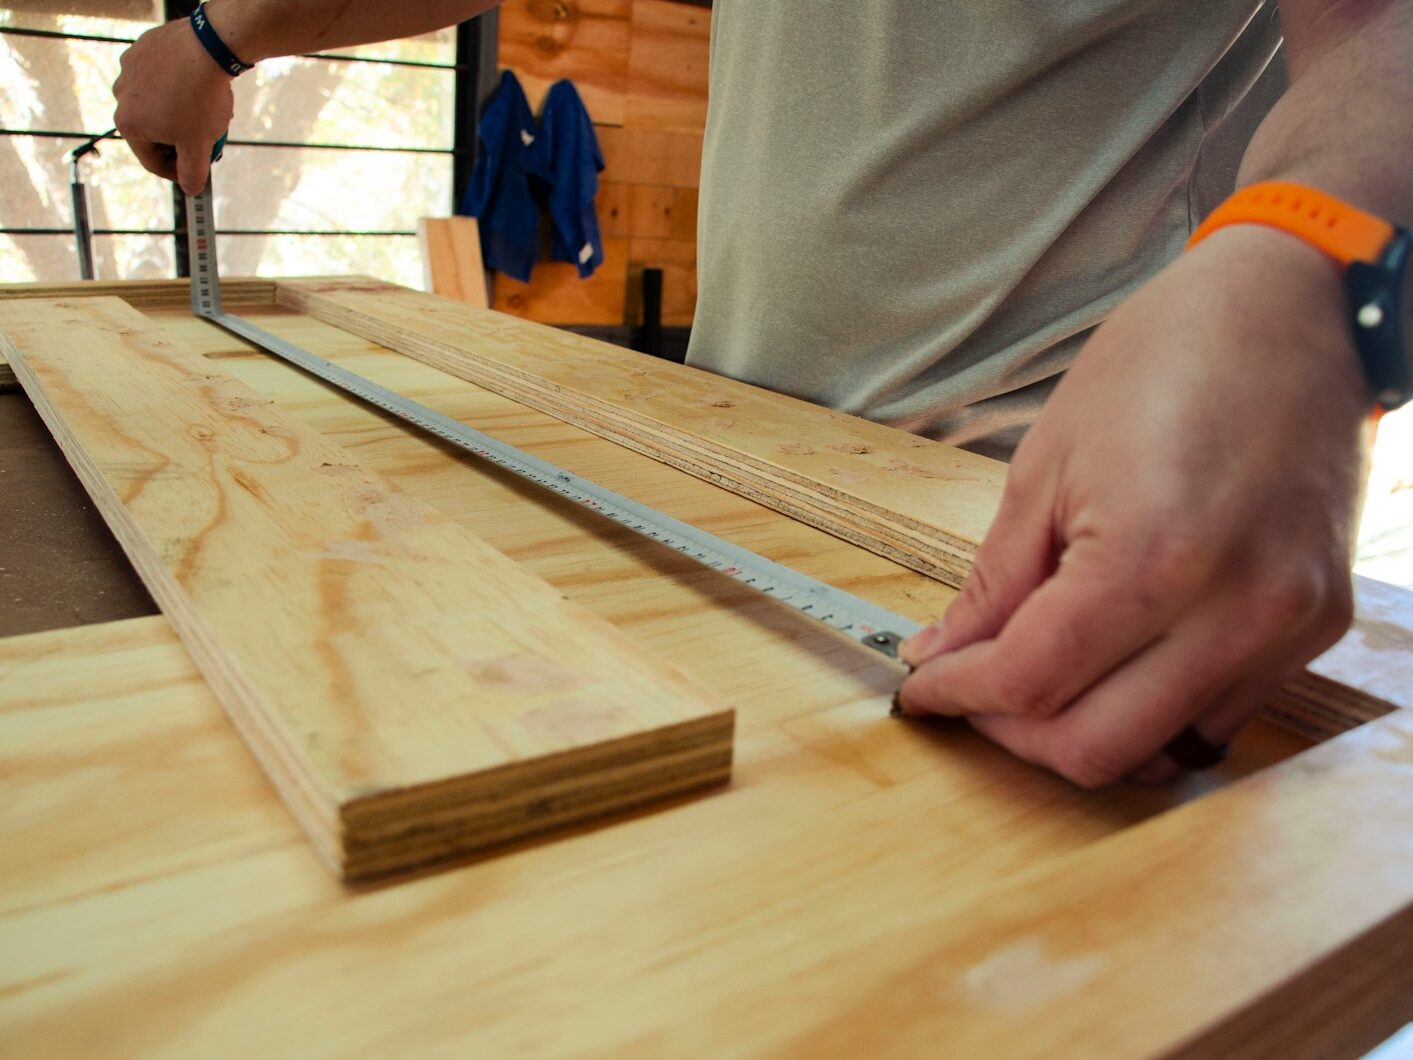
[0,297,732,879]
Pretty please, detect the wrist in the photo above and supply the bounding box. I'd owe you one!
[197,0,279,65]
[1188,224,1369,411]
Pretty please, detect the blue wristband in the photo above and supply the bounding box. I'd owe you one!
[190,5,253,77]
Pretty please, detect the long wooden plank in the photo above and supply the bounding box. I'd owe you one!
[768,706,1413,1059]
[0,296,733,880]
[276,277,998,586]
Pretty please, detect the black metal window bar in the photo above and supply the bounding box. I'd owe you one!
[0,1,493,280]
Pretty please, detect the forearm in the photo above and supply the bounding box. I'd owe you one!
[1239,0,1413,223]
[203,0,500,63]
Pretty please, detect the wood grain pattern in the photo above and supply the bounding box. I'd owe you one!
[598,125,703,187]
[278,277,1001,587]
[597,180,634,237]
[624,0,711,130]
[498,0,632,125]
[491,236,630,324]
[774,707,1413,1060]
[417,217,488,307]
[1,299,1409,1051]
[0,297,732,880]
[626,183,677,239]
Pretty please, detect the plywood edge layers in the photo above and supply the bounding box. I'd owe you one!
[0,296,734,881]
[0,277,277,309]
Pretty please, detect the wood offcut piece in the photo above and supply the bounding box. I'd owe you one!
[417,217,488,308]
[0,296,733,880]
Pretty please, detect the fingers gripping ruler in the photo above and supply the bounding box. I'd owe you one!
[185,180,921,659]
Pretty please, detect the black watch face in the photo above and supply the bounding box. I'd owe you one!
[1353,231,1413,409]
[1396,233,1413,402]
[1401,238,1413,353]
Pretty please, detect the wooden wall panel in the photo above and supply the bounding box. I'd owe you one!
[629,238,696,326]
[598,126,704,188]
[670,185,699,241]
[498,0,632,125]
[597,181,634,237]
[625,0,711,130]
[628,184,677,239]
[495,0,709,326]
[492,237,631,325]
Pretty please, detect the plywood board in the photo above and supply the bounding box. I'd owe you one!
[4,298,1408,1052]
[0,296,732,879]
[417,216,489,307]
[498,0,632,126]
[625,0,711,130]
[630,237,696,325]
[0,472,1407,1054]
[598,125,703,187]
[772,706,1413,1060]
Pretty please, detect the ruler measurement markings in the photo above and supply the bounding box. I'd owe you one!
[184,184,920,660]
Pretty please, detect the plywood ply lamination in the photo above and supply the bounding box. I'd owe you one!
[0,296,733,880]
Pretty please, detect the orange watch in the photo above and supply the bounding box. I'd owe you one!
[1188,180,1412,411]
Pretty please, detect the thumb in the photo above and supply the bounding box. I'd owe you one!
[175,143,211,198]
[899,473,1056,666]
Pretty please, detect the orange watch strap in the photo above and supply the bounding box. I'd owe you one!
[1187,180,1394,265]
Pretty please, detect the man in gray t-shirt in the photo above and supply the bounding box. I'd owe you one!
[691,1,1286,461]
[116,0,1412,787]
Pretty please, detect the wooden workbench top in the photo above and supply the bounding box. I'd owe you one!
[2,290,1410,1057]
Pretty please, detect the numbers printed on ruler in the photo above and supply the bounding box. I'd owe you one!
[182,179,921,660]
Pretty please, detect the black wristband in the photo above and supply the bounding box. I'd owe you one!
[190,5,253,77]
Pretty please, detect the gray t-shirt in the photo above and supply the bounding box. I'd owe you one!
[685,1,1286,459]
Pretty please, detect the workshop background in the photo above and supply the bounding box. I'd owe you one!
[1,0,1408,586]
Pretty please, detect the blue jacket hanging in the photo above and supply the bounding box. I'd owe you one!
[525,80,605,279]
[460,70,540,283]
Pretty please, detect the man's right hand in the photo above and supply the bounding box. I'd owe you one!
[113,17,234,197]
